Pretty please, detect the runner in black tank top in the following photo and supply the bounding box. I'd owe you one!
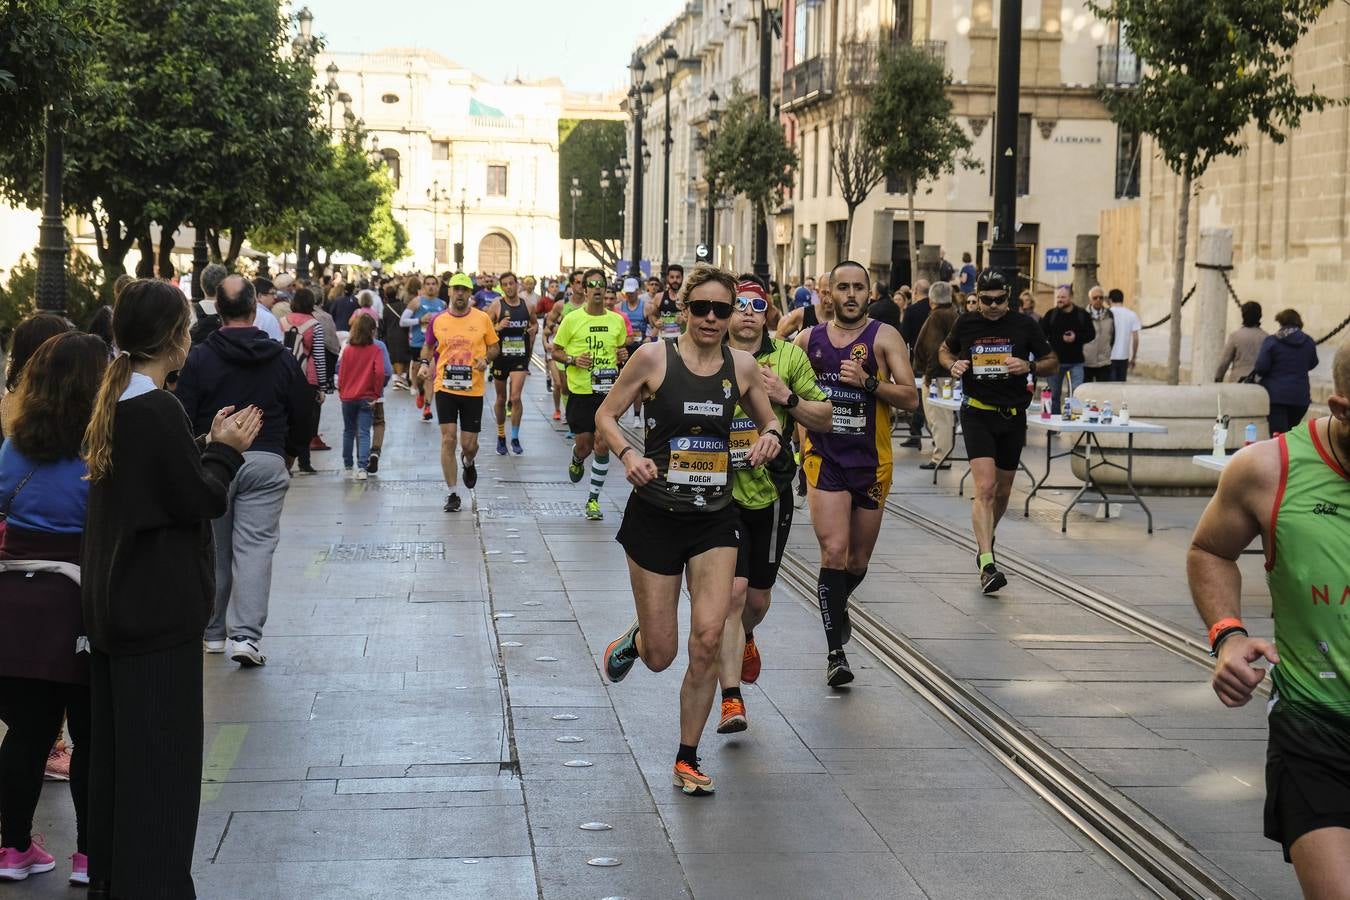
[487,274,537,456]
[591,266,783,798]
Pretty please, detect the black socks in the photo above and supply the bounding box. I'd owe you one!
[844,567,867,599]
[677,743,699,766]
[817,567,849,652]
[721,686,742,701]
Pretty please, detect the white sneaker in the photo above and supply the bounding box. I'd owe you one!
[228,638,266,667]
[356,469,368,481]
[203,639,226,654]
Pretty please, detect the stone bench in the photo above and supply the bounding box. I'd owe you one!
[1064,383,1269,493]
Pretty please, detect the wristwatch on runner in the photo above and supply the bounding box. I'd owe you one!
[784,393,800,410]
[863,376,879,394]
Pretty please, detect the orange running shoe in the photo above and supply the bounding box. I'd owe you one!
[672,757,715,796]
[741,636,761,684]
[716,697,747,734]
[415,391,425,409]
[552,410,561,421]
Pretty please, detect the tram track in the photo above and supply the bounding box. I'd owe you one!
[541,349,1249,897]
[772,549,1246,900]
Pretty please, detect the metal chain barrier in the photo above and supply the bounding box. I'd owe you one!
[1140,283,1197,329]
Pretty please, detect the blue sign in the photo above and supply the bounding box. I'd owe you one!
[1045,247,1069,272]
[616,259,652,279]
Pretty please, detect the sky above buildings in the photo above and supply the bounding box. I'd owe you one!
[305,0,686,93]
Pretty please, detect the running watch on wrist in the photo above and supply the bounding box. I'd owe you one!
[784,393,800,409]
[863,375,879,394]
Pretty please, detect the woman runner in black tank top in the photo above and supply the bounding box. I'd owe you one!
[638,341,739,511]
[589,266,786,800]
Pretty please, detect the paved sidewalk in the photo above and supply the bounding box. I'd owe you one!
[9,369,1300,899]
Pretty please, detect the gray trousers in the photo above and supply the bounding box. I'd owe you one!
[206,451,289,642]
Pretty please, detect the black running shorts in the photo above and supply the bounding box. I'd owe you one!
[491,353,530,380]
[1264,703,1350,862]
[435,392,484,433]
[959,405,1027,472]
[616,492,741,576]
[565,392,604,436]
[735,492,794,590]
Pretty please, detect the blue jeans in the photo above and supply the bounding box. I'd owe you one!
[342,399,375,469]
[1049,363,1084,416]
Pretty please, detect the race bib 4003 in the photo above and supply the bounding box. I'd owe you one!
[667,436,729,486]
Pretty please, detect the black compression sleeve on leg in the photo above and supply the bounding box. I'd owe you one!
[844,568,868,599]
[817,567,849,652]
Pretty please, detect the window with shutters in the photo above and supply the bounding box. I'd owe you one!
[487,164,507,197]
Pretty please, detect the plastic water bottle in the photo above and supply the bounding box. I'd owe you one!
[928,380,938,400]
[1118,403,1130,425]
[952,379,964,402]
[1212,416,1229,458]
[1101,400,1113,424]
[1086,401,1100,424]
[1040,387,1052,420]
[1245,423,1257,446]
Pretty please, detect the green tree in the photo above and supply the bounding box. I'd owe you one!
[864,44,978,285]
[830,94,885,257]
[252,133,390,273]
[1088,0,1335,384]
[0,0,329,284]
[0,250,107,337]
[706,93,797,293]
[559,119,626,270]
[356,165,411,266]
[0,0,103,152]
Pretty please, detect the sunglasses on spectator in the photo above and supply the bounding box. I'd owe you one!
[735,296,768,313]
[686,299,733,319]
[978,293,1008,305]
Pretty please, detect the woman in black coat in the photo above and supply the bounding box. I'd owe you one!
[80,280,261,899]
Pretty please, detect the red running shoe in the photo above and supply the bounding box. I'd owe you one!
[741,636,761,685]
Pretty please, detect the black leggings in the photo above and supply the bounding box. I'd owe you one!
[0,677,90,852]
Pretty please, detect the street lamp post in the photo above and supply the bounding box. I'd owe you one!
[704,90,720,252]
[625,56,651,278]
[599,169,611,257]
[34,110,66,314]
[294,6,316,279]
[427,180,448,268]
[325,62,339,131]
[457,189,467,271]
[569,177,583,272]
[658,44,678,277]
[988,0,1024,290]
[753,0,781,285]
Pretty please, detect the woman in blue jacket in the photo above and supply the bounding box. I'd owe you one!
[0,332,108,886]
[1253,308,1320,435]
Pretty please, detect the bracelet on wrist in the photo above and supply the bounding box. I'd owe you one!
[617,446,633,461]
[1210,627,1248,658]
[1207,616,1245,648]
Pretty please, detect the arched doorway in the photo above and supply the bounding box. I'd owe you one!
[478,232,512,273]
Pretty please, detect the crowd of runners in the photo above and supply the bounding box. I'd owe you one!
[0,255,1347,897]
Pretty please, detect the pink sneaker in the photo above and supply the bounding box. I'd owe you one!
[0,837,55,881]
[69,852,89,885]
[44,745,71,781]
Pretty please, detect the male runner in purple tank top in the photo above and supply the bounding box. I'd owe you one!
[794,260,918,686]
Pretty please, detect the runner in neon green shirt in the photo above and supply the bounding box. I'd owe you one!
[714,278,832,735]
[551,268,630,521]
[1189,343,1350,880]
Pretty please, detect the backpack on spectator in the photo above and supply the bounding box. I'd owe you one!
[189,302,221,345]
[282,318,318,367]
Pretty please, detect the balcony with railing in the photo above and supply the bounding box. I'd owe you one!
[782,39,948,111]
[1097,44,1140,88]
[781,54,834,111]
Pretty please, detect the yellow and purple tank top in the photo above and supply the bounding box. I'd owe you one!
[802,320,892,471]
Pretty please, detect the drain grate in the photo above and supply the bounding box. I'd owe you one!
[481,500,580,519]
[320,541,446,562]
[493,479,577,488]
[358,480,435,493]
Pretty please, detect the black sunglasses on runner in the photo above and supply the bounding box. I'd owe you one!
[978,293,1008,305]
[686,299,734,319]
